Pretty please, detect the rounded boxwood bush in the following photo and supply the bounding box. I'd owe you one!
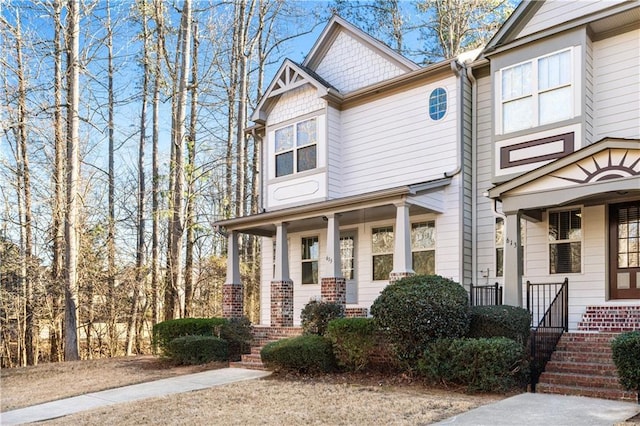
[370,275,470,364]
[467,305,531,345]
[611,331,640,400]
[300,300,344,335]
[326,317,377,371]
[166,335,228,365]
[418,337,528,392]
[260,335,337,373]
[220,316,253,362]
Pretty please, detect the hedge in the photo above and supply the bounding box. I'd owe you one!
[326,317,377,371]
[152,318,227,353]
[261,335,337,373]
[300,300,344,335]
[611,331,640,400]
[467,305,531,345]
[418,337,528,392]
[166,335,228,364]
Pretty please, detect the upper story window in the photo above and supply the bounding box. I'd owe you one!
[275,118,317,177]
[500,48,573,134]
[549,208,581,274]
[429,88,447,121]
[411,221,435,275]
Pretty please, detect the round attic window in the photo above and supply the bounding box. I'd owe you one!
[429,87,447,120]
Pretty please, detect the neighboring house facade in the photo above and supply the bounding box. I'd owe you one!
[216,15,476,326]
[217,1,639,332]
[472,0,640,330]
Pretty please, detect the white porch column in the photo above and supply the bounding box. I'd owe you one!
[274,222,290,281]
[324,214,342,278]
[503,211,523,307]
[390,201,414,283]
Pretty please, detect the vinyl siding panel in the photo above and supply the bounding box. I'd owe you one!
[593,29,640,140]
[517,1,623,39]
[327,106,342,199]
[584,35,594,145]
[474,74,502,284]
[339,76,458,197]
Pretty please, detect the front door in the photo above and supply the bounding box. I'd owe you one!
[609,201,640,299]
[340,232,357,304]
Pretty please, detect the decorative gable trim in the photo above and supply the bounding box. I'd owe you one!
[251,59,335,124]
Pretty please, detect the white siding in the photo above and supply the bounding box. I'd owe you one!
[584,35,594,145]
[521,206,608,330]
[339,77,458,197]
[260,237,273,326]
[517,1,623,39]
[315,31,405,93]
[326,106,342,199]
[474,74,502,284]
[593,29,640,140]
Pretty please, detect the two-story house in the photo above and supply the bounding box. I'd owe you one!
[472,0,639,332]
[215,15,476,327]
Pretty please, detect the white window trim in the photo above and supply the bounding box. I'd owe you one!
[496,47,581,135]
[371,225,394,282]
[271,116,322,179]
[547,206,583,275]
[428,87,448,121]
[411,221,436,274]
[301,235,320,285]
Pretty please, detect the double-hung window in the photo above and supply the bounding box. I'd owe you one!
[501,48,573,134]
[372,226,393,281]
[301,236,319,284]
[549,209,581,274]
[275,118,317,177]
[411,221,435,275]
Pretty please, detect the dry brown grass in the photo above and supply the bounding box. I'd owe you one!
[2,356,506,425]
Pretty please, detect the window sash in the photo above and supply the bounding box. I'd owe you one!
[372,227,393,281]
[274,118,318,177]
[549,209,582,274]
[301,236,319,284]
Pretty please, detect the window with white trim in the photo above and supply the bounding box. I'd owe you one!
[301,236,319,284]
[275,118,317,177]
[500,48,573,134]
[429,88,447,121]
[372,226,393,281]
[411,221,435,275]
[549,209,581,274]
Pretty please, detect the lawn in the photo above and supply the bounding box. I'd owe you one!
[1,356,505,425]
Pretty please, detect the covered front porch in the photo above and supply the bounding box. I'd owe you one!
[488,138,640,330]
[215,178,453,326]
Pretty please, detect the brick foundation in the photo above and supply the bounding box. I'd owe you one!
[271,280,294,327]
[345,307,368,318]
[389,271,415,284]
[222,283,243,318]
[321,277,346,306]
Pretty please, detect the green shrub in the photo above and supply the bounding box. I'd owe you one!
[326,317,377,371]
[261,335,337,373]
[418,337,528,392]
[153,318,227,353]
[611,331,640,398]
[467,305,531,345]
[370,275,470,365]
[221,317,253,362]
[300,300,344,335]
[166,335,228,365]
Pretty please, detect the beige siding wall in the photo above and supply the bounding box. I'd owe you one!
[339,76,459,196]
[517,1,623,38]
[593,28,640,140]
[315,31,405,93]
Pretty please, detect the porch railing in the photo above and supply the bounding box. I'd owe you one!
[469,282,503,306]
[527,278,569,392]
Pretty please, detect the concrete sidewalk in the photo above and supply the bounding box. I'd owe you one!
[1,368,271,426]
[434,392,640,426]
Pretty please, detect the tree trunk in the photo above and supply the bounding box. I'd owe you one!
[184,19,198,318]
[64,0,81,362]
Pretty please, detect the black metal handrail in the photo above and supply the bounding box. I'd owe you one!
[469,282,503,306]
[527,278,569,392]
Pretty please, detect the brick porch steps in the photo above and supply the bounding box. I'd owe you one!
[229,326,303,370]
[577,306,640,333]
[536,332,637,402]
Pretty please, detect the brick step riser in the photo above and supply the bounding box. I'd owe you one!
[578,326,639,333]
[536,383,637,402]
[554,342,613,351]
[544,363,618,376]
[538,372,623,388]
[550,352,615,363]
